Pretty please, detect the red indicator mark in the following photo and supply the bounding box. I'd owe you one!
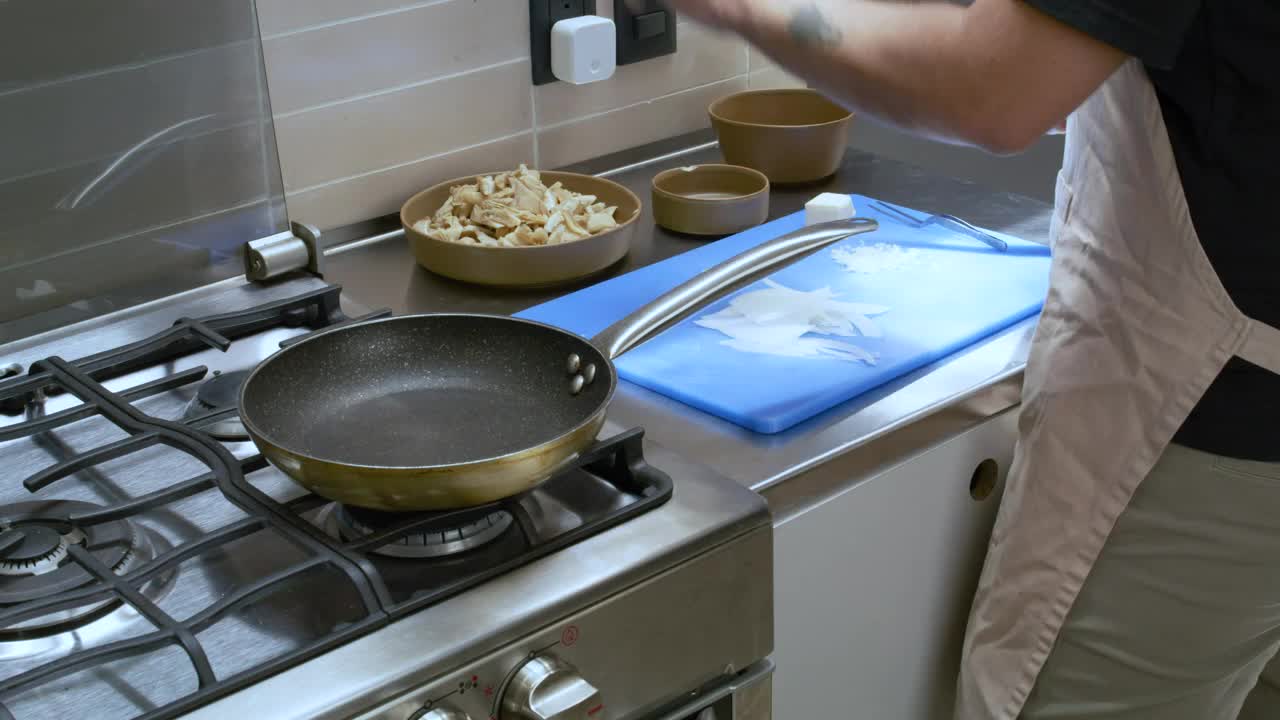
[587,704,605,716]
[561,625,580,647]
[484,685,494,698]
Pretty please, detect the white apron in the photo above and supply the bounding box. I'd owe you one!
[955,58,1280,719]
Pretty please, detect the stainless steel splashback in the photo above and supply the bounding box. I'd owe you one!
[0,0,288,342]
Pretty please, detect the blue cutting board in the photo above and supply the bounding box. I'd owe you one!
[518,195,1051,434]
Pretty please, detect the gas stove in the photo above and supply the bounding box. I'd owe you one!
[0,274,773,720]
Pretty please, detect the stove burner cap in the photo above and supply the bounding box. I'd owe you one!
[184,369,251,440]
[0,524,73,577]
[0,501,143,630]
[0,502,133,599]
[0,501,172,644]
[330,507,514,559]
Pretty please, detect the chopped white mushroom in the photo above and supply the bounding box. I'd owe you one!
[544,211,564,234]
[453,185,483,212]
[432,198,455,224]
[415,165,625,247]
[587,206,618,234]
[511,174,544,214]
[560,204,591,239]
[471,198,527,229]
[513,225,551,246]
[474,229,498,246]
[551,184,576,210]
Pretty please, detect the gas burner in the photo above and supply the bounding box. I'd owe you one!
[0,500,170,639]
[327,506,514,559]
[0,524,75,577]
[183,369,251,440]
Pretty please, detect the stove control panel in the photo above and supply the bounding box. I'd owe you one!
[411,707,470,720]
[501,654,602,719]
[350,526,771,720]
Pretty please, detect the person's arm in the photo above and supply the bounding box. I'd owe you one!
[663,0,1127,154]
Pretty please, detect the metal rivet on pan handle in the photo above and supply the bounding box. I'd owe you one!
[567,353,581,374]
[569,375,585,395]
[582,363,597,385]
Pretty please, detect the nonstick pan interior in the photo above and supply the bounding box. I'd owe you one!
[240,315,614,468]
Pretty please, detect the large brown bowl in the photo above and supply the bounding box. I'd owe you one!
[710,88,854,184]
[401,170,642,287]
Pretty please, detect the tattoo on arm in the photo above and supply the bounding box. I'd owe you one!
[788,3,843,49]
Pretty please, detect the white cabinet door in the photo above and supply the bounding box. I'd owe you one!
[772,410,1017,720]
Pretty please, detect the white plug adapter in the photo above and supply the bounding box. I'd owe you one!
[551,15,617,85]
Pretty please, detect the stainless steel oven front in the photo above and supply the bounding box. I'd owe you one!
[649,661,773,720]
[327,525,773,720]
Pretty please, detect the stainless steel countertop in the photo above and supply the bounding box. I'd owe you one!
[324,137,1054,492]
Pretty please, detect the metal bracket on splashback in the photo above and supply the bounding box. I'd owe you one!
[243,221,325,282]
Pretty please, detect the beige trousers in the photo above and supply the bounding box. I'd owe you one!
[1020,443,1280,719]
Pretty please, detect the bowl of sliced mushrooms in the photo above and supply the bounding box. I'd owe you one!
[401,165,642,287]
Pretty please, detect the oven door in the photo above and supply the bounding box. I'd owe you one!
[649,660,774,720]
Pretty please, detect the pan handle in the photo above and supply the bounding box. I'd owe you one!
[590,217,879,359]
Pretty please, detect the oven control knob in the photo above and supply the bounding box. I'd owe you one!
[501,655,602,720]
[411,706,470,720]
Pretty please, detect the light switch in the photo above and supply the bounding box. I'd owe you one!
[614,0,677,65]
[634,11,667,40]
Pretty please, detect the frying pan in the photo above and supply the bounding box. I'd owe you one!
[239,217,879,511]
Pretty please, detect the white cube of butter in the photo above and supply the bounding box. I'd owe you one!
[804,193,856,226]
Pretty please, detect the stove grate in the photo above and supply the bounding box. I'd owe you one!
[0,285,672,720]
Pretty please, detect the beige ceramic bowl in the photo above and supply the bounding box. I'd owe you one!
[401,171,641,287]
[709,88,854,184]
[651,164,770,236]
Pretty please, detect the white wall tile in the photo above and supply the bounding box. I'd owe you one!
[538,76,747,170]
[748,45,777,72]
[1,123,275,265]
[1,41,263,182]
[257,0,429,36]
[2,0,258,89]
[273,59,533,192]
[748,66,807,90]
[263,0,529,114]
[285,132,534,229]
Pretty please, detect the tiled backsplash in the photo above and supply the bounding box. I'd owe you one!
[0,0,287,335]
[257,0,803,231]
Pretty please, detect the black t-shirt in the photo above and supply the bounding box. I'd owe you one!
[1024,0,1280,460]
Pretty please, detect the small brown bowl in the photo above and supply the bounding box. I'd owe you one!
[709,88,853,184]
[651,164,770,236]
[401,170,641,287]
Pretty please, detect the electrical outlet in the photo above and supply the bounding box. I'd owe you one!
[614,0,676,65]
[530,0,599,85]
